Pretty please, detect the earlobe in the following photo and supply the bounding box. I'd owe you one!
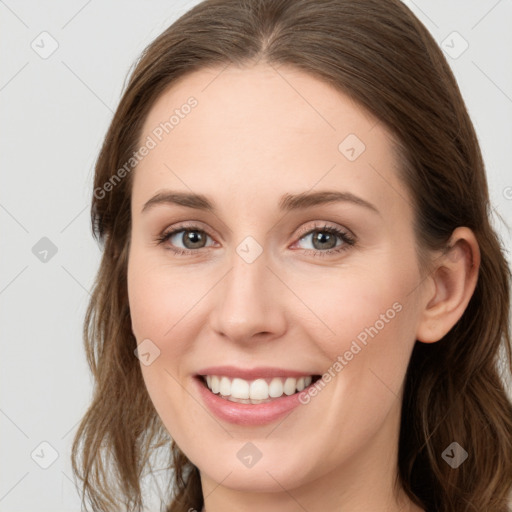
[416,227,480,343]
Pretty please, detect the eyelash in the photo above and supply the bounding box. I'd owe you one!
[155,221,356,258]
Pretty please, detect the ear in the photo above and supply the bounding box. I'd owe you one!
[416,227,480,343]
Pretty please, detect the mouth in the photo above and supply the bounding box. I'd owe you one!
[193,366,323,425]
[196,374,322,404]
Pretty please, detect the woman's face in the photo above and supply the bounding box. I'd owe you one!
[127,63,427,496]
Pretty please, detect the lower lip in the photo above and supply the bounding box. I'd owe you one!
[194,377,310,426]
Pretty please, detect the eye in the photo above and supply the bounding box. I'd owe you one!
[292,223,355,257]
[155,221,356,258]
[155,223,215,256]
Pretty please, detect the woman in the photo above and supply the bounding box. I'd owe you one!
[71,0,512,511]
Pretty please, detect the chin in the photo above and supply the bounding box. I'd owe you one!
[194,449,316,494]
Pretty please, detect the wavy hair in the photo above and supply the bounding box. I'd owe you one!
[71,1,512,511]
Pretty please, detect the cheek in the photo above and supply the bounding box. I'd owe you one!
[301,264,418,397]
[301,269,412,348]
[127,249,198,435]
[127,246,196,343]
[127,246,210,400]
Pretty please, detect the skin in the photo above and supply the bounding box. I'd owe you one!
[127,62,479,512]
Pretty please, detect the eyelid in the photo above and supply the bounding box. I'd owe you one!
[161,220,219,240]
[293,221,354,241]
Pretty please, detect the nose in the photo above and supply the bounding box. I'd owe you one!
[208,248,288,346]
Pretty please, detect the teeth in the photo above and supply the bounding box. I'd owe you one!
[203,374,316,400]
[211,376,220,393]
[250,379,268,400]
[219,376,231,396]
[232,378,249,399]
[268,377,283,398]
[283,377,296,395]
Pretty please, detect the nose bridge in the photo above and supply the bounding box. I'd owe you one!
[209,235,286,342]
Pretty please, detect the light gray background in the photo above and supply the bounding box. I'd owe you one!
[1,1,511,510]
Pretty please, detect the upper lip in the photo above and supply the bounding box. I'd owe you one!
[196,366,318,380]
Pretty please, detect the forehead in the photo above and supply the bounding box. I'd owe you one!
[141,62,378,152]
[132,63,408,221]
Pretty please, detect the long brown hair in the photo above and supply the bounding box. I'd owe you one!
[71,1,512,511]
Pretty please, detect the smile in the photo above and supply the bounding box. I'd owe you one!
[194,367,322,425]
[202,375,316,404]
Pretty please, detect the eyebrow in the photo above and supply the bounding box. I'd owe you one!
[141,190,380,215]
